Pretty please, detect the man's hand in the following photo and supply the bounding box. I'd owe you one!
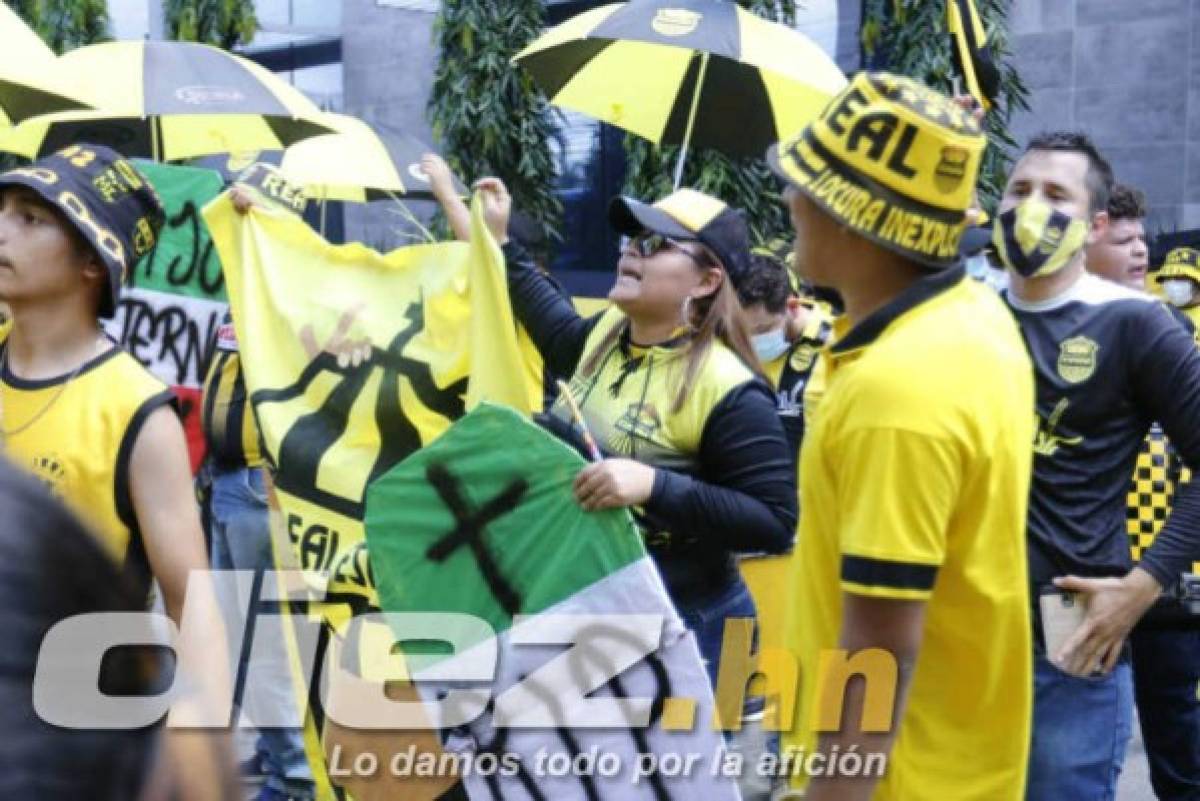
[299,303,373,368]
[420,153,458,200]
[951,93,986,124]
[573,459,656,511]
[1053,568,1162,675]
[230,163,307,216]
[230,185,257,214]
[473,177,511,246]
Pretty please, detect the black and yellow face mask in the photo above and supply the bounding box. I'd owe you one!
[992,198,1088,278]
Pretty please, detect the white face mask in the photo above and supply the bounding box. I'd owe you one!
[752,327,790,362]
[1163,279,1197,308]
[964,252,991,280]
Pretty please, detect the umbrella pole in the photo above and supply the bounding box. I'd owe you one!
[673,52,710,191]
[151,116,161,162]
[320,198,327,238]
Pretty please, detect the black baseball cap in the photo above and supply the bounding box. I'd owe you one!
[610,188,751,289]
[0,144,165,317]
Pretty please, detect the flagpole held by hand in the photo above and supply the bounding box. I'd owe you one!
[556,379,603,463]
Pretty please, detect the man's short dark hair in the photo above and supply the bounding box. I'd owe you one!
[1024,131,1114,216]
[737,254,792,314]
[1107,183,1146,222]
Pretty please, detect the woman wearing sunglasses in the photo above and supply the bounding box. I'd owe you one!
[477,178,796,751]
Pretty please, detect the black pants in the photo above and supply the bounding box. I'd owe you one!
[1132,624,1200,800]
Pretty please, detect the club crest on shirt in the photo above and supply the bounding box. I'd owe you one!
[1057,336,1099,384]
[30,453,67,495]
[789,342,818,373]
[613,402,663,455]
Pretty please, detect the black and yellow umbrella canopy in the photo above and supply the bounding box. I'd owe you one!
[280,115,467,203]
[0,4,93,126]
[0,40,331,161]
[515,0,846,159]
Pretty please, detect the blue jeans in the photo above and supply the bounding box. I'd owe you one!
[1026,651,1134,801]
[676,579,777,801]
[208,464,314,799]
[1132,625,1200,800]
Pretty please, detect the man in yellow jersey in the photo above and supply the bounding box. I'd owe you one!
[768,72,1035,800]
[1157,247,1200,333]
[0,146,225,701]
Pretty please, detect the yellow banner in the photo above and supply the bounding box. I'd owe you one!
[203,192,537,617]
[203,193,539,800]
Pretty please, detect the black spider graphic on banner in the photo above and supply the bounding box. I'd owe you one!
[252,299,468,520]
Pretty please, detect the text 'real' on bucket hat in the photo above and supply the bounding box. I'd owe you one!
[767,71,985,269]
[609,188,752,289]
[0,143,165,317]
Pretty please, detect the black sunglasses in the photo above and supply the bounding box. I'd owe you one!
[629,232,707,266]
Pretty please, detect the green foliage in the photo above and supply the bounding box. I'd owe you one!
[429,0,562,254]
[163,0,258,50]
[861,0,1030,210]
[622,0,798,248]
[5,0,110,53]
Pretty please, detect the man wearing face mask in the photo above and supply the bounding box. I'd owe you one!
[1157,247,1200,332]
[1084,183,1150,291]
[736,253,831,465]
[993,131,1200,800]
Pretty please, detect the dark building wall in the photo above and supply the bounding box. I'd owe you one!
[1007,0,1195,236]
[341,0,441,250]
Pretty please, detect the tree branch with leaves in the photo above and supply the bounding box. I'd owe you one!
[163,0,257,50]
[428,0,563,256]
[4,0,109,53]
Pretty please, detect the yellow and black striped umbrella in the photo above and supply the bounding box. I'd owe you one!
[515,0,845,185]
[279,114,466,203]
[0,4,93,126]
[0,40,330,161]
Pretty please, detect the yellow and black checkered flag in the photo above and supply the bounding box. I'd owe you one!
[1127,425,1200,574]
[947,0,1000,111]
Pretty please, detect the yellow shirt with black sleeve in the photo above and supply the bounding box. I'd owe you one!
[0,333,176,595]
[502,242,797,603]
[201,312,263,468]
[761,304,833,464]
[1183,304,1200,342]
[784,267,1035,800]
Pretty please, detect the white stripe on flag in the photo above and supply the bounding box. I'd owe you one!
[416,558,742,800]
[104,287,225,389]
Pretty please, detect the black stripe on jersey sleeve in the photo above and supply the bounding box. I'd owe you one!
[115,390,179,597]
[842,555,939,591]
[223,364,249,466]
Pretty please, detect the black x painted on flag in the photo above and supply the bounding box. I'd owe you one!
[425,463,528,617]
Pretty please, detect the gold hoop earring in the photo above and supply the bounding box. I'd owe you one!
[680,295,693,327]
